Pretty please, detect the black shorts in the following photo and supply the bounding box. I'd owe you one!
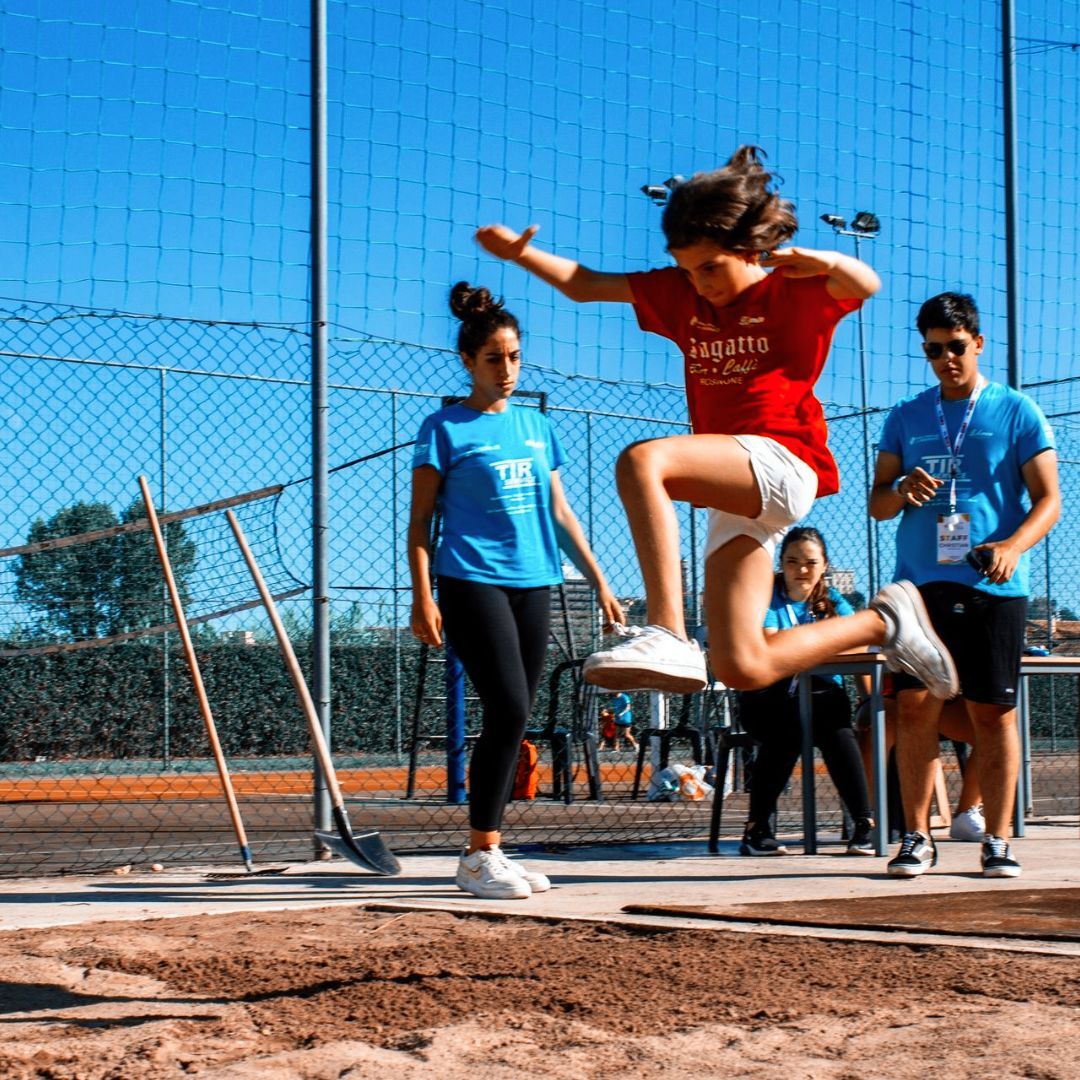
[892,582,1028,706]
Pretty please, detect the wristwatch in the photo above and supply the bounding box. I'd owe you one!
[891,475,907,496]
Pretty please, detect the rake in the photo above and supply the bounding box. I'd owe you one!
[138,476,286,875]
[225,509,401,876]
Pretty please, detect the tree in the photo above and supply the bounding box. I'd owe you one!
[14,499,196,642]
[15,502,120,641]
[112,499,196,635]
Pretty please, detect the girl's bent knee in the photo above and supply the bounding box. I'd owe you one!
[616,439,664,481]
[711,654,772,692]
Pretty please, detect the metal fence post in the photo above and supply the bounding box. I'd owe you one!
[310,0,332,847]
[392,390,403,760]
[159,366,171,769]
[445,644,467,803]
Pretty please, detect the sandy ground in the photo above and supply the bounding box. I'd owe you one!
[2,903,1080,1079]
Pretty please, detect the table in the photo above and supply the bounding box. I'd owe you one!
[797,652,1080,856]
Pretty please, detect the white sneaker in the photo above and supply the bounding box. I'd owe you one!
[455,848,531,899]
[487,847,551,893]
[949,805,985,843]
[582,624,707,693]
[870,581,959,699]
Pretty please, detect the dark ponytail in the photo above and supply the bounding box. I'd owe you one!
[450,281,521,358]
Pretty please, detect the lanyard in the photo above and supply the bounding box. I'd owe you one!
[784,602,812,695]
[934,375,985,513]
[784,603,808,629]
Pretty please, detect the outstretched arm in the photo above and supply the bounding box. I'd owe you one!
[760,247,880,301]
[549,472,625,630]
[475,224,634,304]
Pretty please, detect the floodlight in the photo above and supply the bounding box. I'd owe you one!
[850,211,881,236]
[820,214,847,229]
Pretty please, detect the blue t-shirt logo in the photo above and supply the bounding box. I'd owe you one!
[412,404,567,587]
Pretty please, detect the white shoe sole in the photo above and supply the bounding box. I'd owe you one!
[503,863,551,892]
[982,864,1022,879]
[455,874,531,899]
[886,859,934,878]
[582,657,706,694]
[518,875,550,893]
[878,581,959,699]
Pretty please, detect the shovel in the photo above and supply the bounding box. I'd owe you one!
[225,509,401,876]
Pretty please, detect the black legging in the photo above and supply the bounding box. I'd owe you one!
[738,678,873,826]
[437,575,551,833]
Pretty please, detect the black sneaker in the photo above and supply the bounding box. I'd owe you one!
[846,817,876,856]
[981,835,1021,878]
[887,831,937,877]
[739,822,788,856]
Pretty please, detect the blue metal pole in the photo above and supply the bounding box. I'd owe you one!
[310,0,332,844]
[1002,0,1022,390]
[799,674,817,854]
[445,644,467,803]
[853,232,877,598]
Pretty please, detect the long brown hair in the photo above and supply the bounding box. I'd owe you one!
[776,526,837,620]
[661,145,798,254]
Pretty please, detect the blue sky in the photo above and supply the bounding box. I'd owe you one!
[2,1,1077,397]
[1,0,1078,619]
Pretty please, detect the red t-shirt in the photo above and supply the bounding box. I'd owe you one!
[628,267,861,498]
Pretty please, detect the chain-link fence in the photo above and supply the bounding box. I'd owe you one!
[2,0,1077,875]
[1,303,1076,876]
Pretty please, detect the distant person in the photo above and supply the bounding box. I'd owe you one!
[598,708,618,750]
[737,527,875,856]
[408,282,624,900]
[477,145,956,718]
[870,292,1059,878]
[610,692,637,750]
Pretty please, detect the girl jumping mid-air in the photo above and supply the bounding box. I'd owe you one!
[477,146,957,701]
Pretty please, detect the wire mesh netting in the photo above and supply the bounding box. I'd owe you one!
[0,1,1077,874]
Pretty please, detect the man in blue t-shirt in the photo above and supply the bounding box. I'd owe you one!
[870,292,1060,881]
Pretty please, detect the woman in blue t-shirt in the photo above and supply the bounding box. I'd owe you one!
[408,282,624,900]
[736,526,874,856]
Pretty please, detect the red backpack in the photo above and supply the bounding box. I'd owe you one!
[512,739,539,800]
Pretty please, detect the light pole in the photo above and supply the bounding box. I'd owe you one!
[822,211,880,597]
[640,176,684,204]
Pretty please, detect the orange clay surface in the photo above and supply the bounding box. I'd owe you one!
[0,759,961,803]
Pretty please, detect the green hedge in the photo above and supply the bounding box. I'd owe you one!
[3,640,1075,762]
[0,639,584,761]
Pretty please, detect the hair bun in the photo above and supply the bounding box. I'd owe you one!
[450,281,502,321]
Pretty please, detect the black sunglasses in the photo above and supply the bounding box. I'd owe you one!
[922,339,969,360]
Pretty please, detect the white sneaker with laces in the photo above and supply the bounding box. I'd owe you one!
[488,848,551,893]
[582,624,707,693]
[455,847,531,899]
[949,805,985,843]
[870,581,959,699]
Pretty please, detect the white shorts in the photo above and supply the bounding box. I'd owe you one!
[705,435,818,562]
